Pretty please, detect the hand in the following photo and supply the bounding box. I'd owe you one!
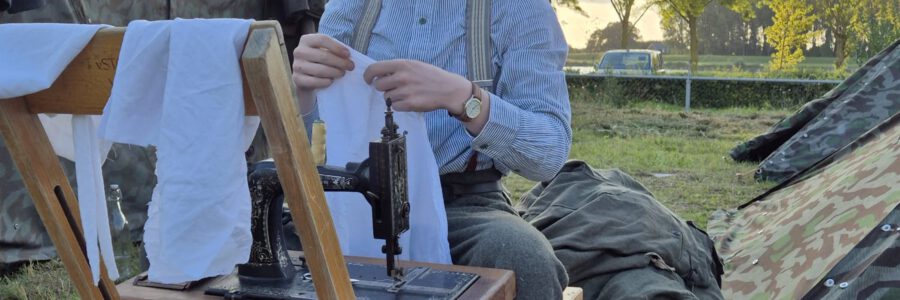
[363,59,471,114]
[291,34,355,114]
[291,34,355,92]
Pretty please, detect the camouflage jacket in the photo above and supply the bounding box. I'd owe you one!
[0,0,322,264]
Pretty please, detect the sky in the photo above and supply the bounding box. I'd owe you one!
[554,0,665,49]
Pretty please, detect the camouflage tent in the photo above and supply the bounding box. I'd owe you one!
[730,39,900,183]
[709,111,900,299]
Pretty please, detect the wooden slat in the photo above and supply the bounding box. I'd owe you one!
[240,26,355,299]
[21,20,289,116]
[116,252,516,300]
[0,98,119,300]
[23,28,122,114]
[563,287,584,300]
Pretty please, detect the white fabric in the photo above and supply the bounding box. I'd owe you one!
[0,23,118,285]
[72,116,116,283]
[316,42,452,264]
[0,23,106,99]
[98,19,259,283]
[0,23,107,161]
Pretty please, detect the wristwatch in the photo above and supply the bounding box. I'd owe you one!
[451,82,483,122]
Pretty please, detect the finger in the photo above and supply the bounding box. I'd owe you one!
[364,60,404,84]
[301,34,351,58]
[292,73,333,91]
[372,73,406,92]
[296,46,354,71]
[389,98,428,112]
[293,61,346,79]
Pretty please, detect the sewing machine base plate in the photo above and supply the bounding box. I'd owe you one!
[205,260,479,299]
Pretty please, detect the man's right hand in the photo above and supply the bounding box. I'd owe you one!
[292,34,355,113]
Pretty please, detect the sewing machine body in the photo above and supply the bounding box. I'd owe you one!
[205,122,480,299]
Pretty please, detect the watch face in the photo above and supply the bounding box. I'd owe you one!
[465,98,481,119]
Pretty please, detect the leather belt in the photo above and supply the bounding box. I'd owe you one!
[440,168,503,201]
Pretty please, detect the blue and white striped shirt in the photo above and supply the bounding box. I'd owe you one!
[314,0,571,181]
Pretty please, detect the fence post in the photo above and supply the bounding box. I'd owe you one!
[684,71,692,112]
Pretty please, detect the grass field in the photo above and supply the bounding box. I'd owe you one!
[503,100,783,224]
[0,97,790,299]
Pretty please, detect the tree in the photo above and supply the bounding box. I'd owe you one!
[763,0,817,71]
[810,0,866,71]
[585,22,643,52]
[551,0,587,15]
[610,0,653,49]
[650,0,754,72]
[854,0,900,63]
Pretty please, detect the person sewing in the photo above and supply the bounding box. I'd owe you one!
[293,0,571,299]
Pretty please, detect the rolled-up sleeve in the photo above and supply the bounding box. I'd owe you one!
[471,0,572,181]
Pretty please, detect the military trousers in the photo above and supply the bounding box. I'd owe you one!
[517,160,725,300]
[441,169,569,300]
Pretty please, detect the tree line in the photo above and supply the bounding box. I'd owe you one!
[559,0,900,72]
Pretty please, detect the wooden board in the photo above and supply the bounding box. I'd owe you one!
[240,26,354,299]
[563,287,584,300]
[116,253,515,300]
[0,98,119,300]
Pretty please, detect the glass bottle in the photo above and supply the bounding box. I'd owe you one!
[107,184,132,275]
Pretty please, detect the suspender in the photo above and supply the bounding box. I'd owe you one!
[465,0,493,90]
[350,0,494,91]
[349,0,383,56]
[351,0,493,172]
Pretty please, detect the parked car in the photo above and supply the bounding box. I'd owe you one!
[595,49,664,75]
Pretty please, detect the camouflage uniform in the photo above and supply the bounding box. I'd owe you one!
[730,39,900,183]
[709,112,900,299]
[0,0,323,265]
[518,161,724,300]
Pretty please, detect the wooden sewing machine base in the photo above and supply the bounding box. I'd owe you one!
[116,251,515,300]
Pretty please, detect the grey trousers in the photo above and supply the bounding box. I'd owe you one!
[445,189,569,300]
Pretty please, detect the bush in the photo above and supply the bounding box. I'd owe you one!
[567,75,837,109]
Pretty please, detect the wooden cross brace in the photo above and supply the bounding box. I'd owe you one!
[0,21,355,300]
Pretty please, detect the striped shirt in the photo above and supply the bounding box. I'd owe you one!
[313,0,571,181]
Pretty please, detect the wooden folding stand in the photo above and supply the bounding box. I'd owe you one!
[0,21,519,300]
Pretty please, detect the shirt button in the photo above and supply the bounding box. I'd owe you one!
[418,17,427,25]
[479,144,488,150]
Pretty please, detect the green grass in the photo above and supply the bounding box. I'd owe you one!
[0,242,144,299]
[503,99,784,226]
[0,260,76,300]
[1,98,788,298]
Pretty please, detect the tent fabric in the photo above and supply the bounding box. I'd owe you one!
[709,112,900,299]
[729,38,900,183]
[802,208,899,300]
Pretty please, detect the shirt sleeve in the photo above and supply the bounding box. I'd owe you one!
[470,0,572,182]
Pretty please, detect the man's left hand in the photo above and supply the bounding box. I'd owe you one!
[363,59,471,114]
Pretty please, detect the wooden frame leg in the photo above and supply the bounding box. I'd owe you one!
[241,28,355,299]
[0,98,119,300]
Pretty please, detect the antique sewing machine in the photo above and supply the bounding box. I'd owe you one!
[203,103,480,299]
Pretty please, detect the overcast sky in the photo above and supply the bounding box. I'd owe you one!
[555,0,664,49]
